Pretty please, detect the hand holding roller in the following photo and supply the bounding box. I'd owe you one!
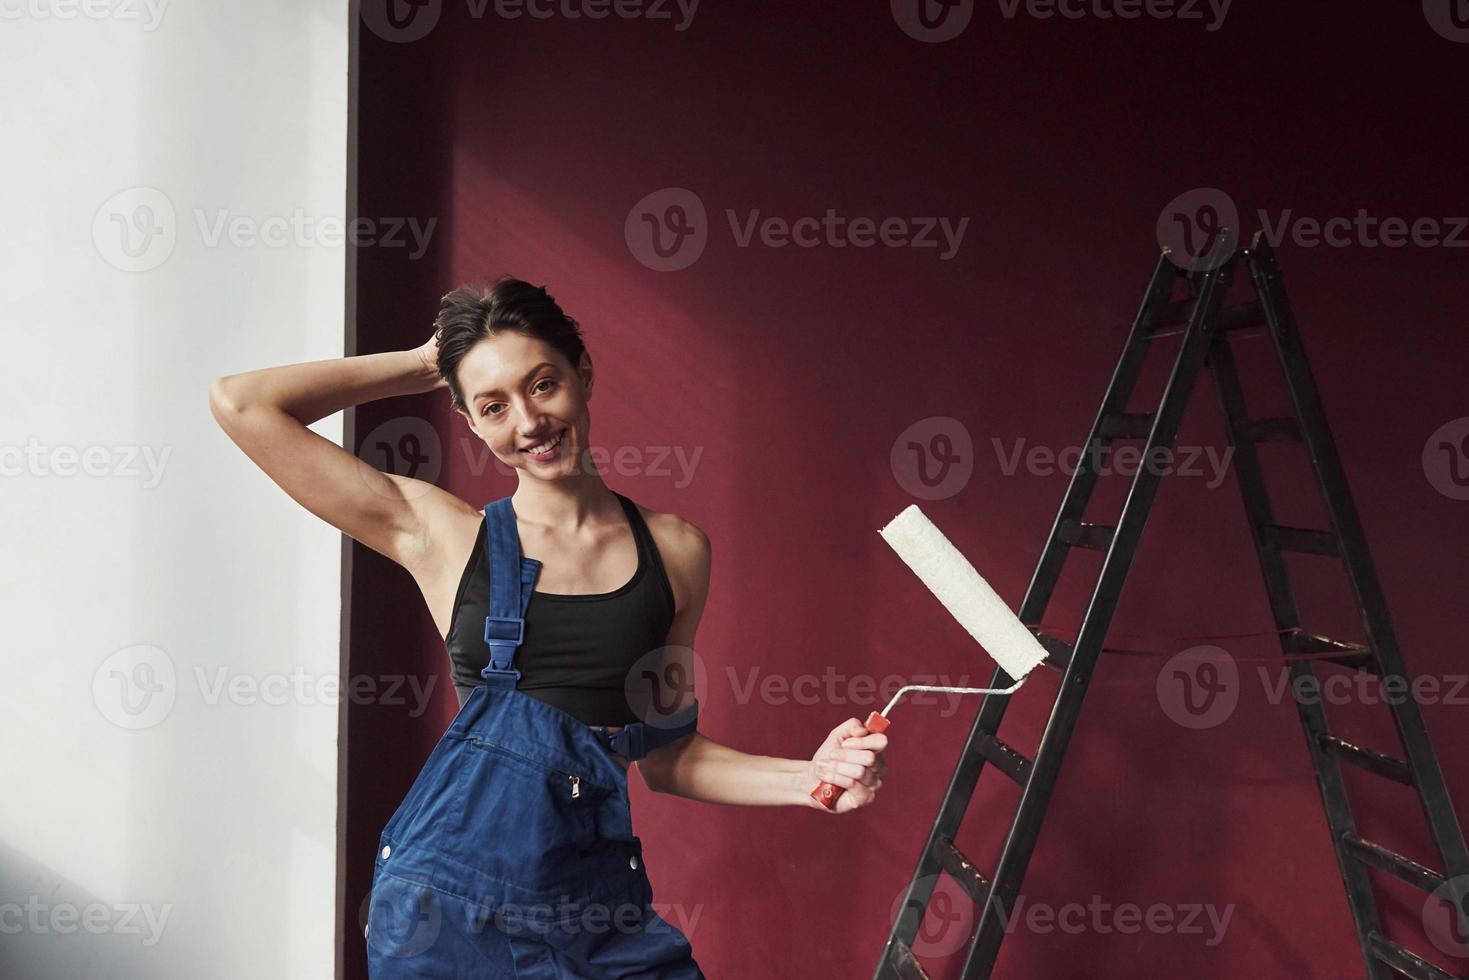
[810,504,1053,811]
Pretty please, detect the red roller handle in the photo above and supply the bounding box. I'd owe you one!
[810,710,891,810]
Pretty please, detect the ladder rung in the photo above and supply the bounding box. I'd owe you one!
[1367,932,1460,980]
[1057,519,1114,551]
[1029,628,1073,672]
[1284,631,1370,655]
[977,733,1034,786]
[933,836,990,905]
[1098,412,1155,439]
[1319,734,1413,786]
[1342,834,1446,894]
[1218,301,1265,332]
[1283,630,1379,675]
[1235,417,1301,443]
[888,938,934,980]
[1148,300,1263,335]
[1260,524,1340,556]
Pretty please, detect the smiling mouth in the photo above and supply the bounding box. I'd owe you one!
[521,428,566,456]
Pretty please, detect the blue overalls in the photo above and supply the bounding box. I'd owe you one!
[366,496,705,978]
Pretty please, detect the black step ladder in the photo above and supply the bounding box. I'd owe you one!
[872,230,1469,980]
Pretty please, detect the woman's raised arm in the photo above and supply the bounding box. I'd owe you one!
[207,335,466,571]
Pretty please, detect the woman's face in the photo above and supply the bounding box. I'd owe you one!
[455,331,592,479]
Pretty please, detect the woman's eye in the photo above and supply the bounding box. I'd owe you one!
[535,379,556,394]
[482,404,503,417]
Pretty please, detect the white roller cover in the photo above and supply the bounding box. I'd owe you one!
[879,504,1051,680]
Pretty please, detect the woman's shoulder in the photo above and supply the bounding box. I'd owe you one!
[627,499,711,604]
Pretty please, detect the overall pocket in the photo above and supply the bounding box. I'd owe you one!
[445,734,614,865]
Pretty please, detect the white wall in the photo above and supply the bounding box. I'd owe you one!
[0,2,348,977]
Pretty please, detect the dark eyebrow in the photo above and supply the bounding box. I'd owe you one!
[472,362,558,403]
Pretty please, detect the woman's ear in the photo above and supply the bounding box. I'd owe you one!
[453,405,477,434]
[578,352,595,400]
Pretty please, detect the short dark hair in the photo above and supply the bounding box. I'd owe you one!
[432,277,587,412]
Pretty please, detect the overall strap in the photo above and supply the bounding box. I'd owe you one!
[481,496,541,682]
[595,697,701,761]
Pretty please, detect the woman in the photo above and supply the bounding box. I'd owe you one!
[209,278,889,977]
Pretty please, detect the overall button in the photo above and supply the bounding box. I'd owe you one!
[629,855,639,870]
[381,845,391,860]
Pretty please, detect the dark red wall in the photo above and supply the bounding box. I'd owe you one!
[348,4,1469,977]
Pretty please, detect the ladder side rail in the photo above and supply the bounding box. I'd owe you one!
[1206,328,1392,980]
[964,253,1236,977]
[1248,237,1469,918]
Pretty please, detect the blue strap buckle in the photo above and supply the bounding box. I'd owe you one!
[484,615,525,647]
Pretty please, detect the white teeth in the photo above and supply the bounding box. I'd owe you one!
[524,429,564,455]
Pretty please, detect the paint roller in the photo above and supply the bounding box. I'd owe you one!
[810,503,1053,810]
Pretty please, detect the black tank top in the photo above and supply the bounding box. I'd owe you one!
[444,492,677,726]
